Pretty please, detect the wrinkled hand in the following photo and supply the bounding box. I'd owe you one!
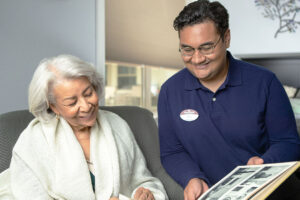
[134,187,155,200]
[184,178,209,200]
[109,197,119,200]
[247,156,264,165]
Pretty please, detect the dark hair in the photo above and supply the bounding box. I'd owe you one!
[173,0,229,38]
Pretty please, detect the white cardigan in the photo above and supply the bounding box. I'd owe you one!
[1,110,168,200]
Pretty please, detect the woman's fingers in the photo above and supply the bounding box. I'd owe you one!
[134,187,155,200]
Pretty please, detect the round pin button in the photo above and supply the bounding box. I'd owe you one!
[212,97,216,101]
[180,109,199,121]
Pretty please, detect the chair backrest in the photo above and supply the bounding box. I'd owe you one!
[0,110,34,172]
[0,106,183,199]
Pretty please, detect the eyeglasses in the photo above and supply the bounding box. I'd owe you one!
[179,36,222,57]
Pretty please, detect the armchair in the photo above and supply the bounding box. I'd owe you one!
[0,106,183,200]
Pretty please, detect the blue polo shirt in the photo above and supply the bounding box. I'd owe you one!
[158,52,300,188]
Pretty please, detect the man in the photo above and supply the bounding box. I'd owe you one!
[157,0,300,200]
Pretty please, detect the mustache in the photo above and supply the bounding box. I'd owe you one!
[190,60,210,66]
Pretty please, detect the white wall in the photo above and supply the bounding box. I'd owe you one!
[96,0,106,105]
[218,0,300,58]
[0,0,105,114]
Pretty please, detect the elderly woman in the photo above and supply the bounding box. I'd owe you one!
[6,55,168,200]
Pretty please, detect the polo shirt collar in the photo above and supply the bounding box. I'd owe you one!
[184,68,203,90]
[184,51,242,91]
[226,51,242,87]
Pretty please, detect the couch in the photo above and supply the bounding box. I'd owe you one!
[0,106,184,199]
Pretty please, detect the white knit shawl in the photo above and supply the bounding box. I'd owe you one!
[1,110,167,200]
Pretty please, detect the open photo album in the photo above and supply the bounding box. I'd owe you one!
[198,161,300,200]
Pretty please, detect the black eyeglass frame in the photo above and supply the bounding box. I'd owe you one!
[179,36,222,57]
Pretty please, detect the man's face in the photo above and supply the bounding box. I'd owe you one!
[179,21,230,83]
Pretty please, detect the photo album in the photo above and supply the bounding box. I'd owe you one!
[198,161,300,200]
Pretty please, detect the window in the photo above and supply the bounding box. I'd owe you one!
[105,61,179,117]
[117,66,137,89]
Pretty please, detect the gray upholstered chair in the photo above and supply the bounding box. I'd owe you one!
[0,106,184,200]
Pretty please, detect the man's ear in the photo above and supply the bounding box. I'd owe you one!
[224,29,231,48]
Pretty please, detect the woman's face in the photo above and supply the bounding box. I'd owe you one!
[50,77,99,132]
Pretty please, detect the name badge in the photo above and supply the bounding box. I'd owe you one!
[180,109,199,121]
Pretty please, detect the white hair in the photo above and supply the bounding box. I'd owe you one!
[28,54,104,121]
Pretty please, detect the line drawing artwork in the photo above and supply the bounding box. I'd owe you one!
[255,0,300,38]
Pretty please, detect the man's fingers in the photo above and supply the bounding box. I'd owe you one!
[254,158,264,165]
[247,156,264,165]
[184,190,197,200]
[202,181,209,194]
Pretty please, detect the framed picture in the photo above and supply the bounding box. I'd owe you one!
[218,0,300,58]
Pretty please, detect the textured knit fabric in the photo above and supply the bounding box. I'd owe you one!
[158,51,300,187]
[0,169,10,199]
[2,109,167,200]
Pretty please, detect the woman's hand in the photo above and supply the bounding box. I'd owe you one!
[109,197,119,200]
[134,187,155,200]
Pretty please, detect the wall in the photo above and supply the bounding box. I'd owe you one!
[243,57,300,88]
[218,0,300,57]
[0,0,105,114]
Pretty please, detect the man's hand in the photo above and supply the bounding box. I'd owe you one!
[247,156,264,165]
[184,178,209,200]
[134,187,155,200]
